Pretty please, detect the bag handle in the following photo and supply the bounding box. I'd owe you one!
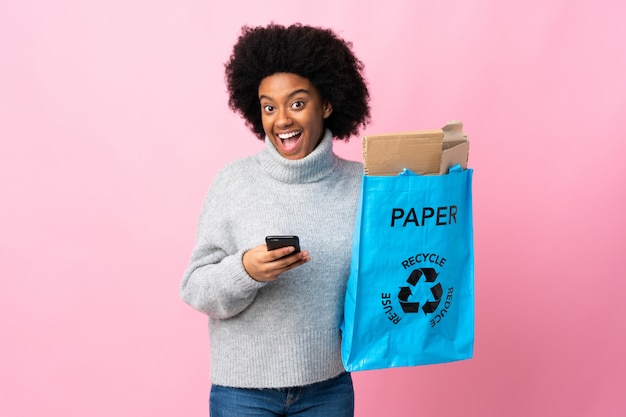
[398,164,464,176]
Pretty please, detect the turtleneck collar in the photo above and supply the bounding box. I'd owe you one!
[257,129,339,183]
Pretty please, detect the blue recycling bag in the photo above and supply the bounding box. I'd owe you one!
[342,166,474,371]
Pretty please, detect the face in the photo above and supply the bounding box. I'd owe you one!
[258,72,333,160]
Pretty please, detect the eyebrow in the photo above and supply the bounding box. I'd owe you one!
[259,89,311,101]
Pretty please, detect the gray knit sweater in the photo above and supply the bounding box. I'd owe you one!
[180,130,363,388]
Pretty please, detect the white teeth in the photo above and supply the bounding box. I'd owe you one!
[278,131,301,139]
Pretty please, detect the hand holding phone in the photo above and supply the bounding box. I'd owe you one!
[243,235,308,282]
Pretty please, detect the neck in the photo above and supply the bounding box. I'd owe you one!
[258,129,338,183]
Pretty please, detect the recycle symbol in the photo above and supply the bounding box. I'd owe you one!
[398,267,443,314]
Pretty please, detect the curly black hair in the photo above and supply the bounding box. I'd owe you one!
[225,23,371,141]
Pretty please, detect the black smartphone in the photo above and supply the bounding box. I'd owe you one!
[265,235,301,254]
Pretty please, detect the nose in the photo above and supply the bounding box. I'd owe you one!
[276,108,292,127]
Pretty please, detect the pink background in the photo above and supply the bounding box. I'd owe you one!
[2,1,625,416]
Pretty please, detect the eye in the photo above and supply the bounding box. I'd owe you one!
[262,104,275,113]
[291,101,304,110]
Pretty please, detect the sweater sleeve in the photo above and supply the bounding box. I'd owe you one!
[180,171,266,319]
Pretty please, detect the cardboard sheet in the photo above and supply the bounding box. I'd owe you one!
[363,121,469,176]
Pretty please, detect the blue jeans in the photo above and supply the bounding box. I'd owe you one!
[209,372,354,417]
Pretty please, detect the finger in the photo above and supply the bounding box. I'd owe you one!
[273,250,310,270]
[267,246,298,261]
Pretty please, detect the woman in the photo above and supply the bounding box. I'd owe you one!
[180,23,371,416]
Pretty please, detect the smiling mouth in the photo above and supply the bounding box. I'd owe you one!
[277,131,302,151]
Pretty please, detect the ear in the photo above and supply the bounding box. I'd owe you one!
[322,102,333,119]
